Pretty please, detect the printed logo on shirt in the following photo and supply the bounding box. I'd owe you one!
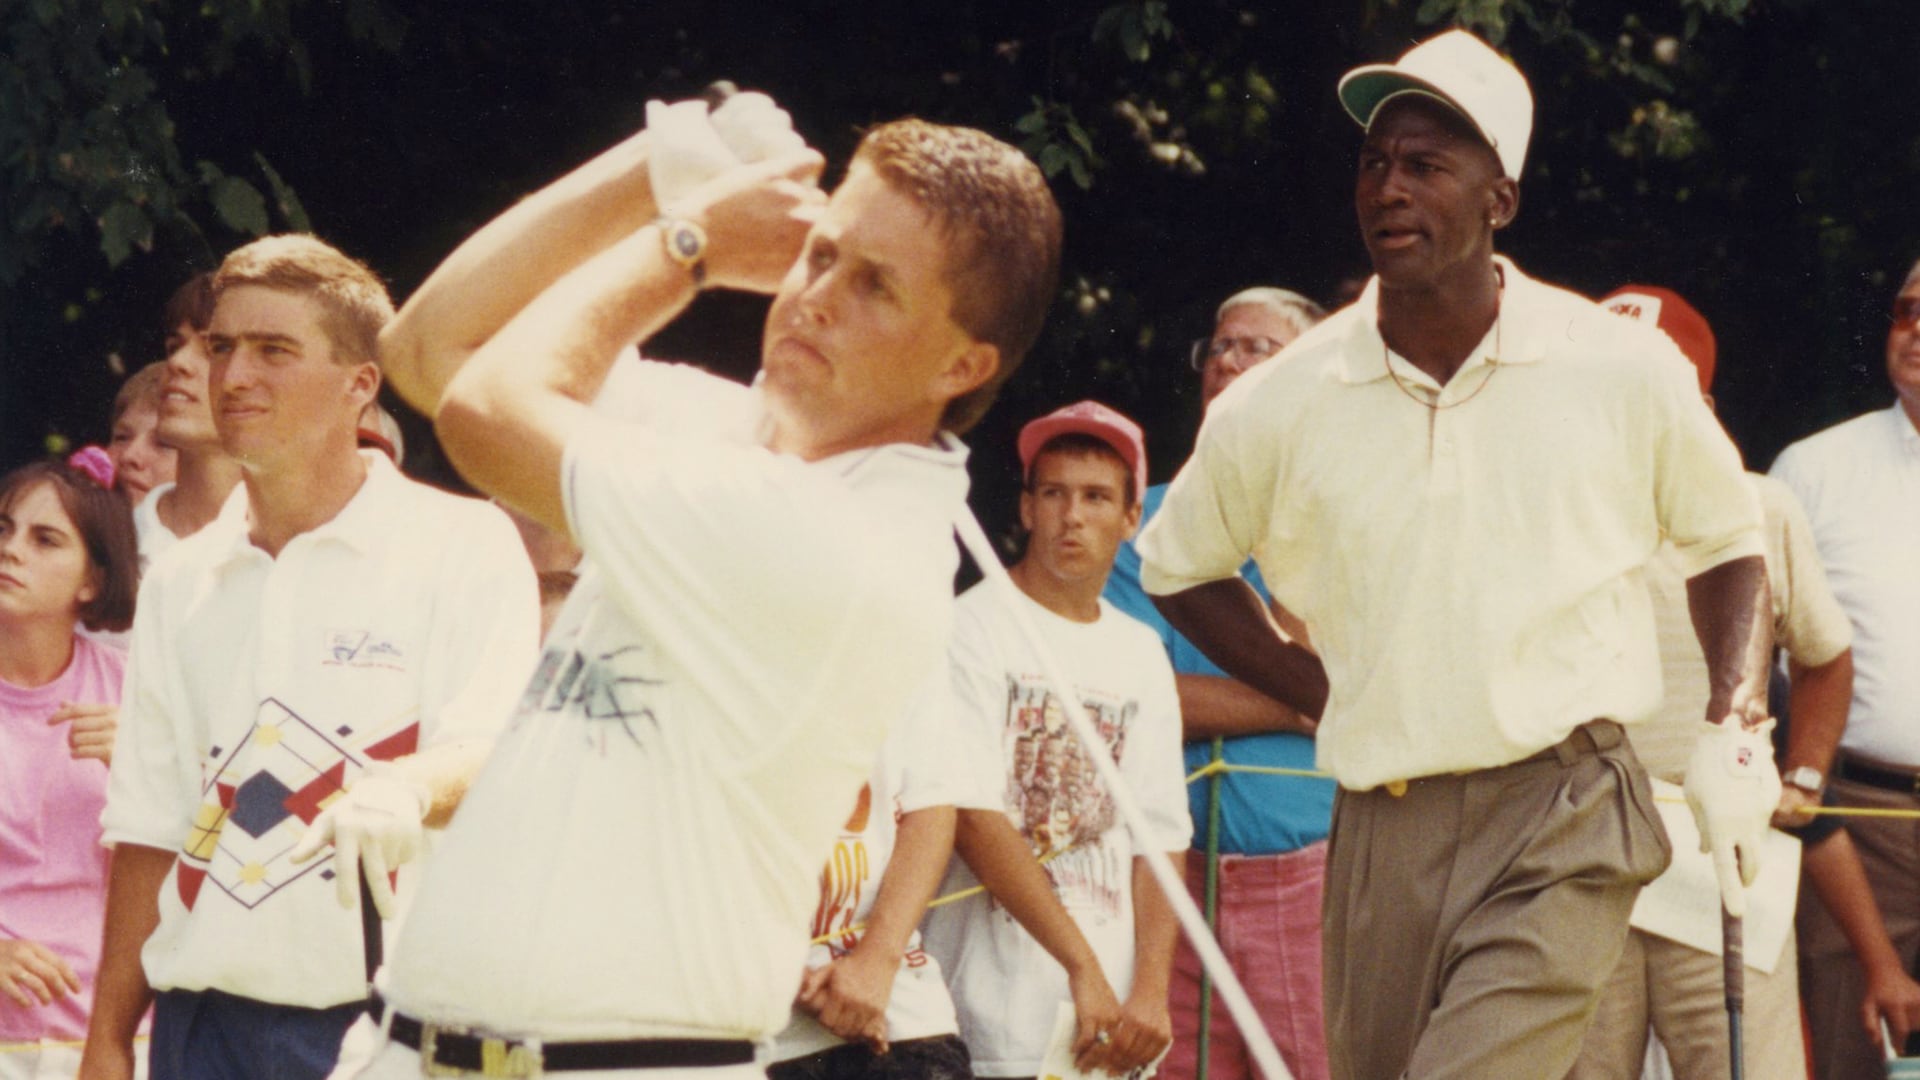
[323,629,407,672]
[515,640,668,753]
[808,784,899,956]
[175,698,419,911]
[1001,674,1134,920]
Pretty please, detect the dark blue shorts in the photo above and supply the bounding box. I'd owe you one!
[768,1035,974,1080]
[149,988,366,1080]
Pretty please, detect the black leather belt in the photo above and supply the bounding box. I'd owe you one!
[371,996,755,1075]
[1838,757,1920,797]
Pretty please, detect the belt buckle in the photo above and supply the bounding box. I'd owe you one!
[480,1036,543,1078]
[419,1023,545,1078]
[419,1023,461,1077]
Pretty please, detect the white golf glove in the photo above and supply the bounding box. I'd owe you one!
[707,91,806,163]
[1682,718,1782,918]
[645,91,806,205]
[290,766,431,919]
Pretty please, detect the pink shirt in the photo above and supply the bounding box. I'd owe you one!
[0,634,125,1042]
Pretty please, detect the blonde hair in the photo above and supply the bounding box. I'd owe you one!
[110,362,168,427]
[212,235,395,366]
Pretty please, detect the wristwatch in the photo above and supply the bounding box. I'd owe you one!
[655,216,708,289]
[1782,765,1825,794]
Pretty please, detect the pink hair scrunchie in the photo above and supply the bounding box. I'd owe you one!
[67,445,116,489]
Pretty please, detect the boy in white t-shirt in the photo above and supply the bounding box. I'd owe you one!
[765,696,980,1080]
[924,402,1191,1080]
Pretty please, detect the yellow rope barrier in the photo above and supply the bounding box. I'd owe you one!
[1647,792,1920,819]
[809,847,1072,946]
[799,762,1920,947]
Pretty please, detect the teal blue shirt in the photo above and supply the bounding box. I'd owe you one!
[1103,485,1333,855]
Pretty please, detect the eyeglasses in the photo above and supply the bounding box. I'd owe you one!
[1892,297,1920,330]
[1188,335,1285,372]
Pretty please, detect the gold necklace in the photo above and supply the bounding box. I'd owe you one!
[1384,278,1504,411]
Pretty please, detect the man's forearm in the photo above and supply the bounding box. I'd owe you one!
[953,809,1101,977]
[1153,580,1327,719]
[386,738,497,828]
[1785,650,1853,776]
[379,128,661,415]
[1686,555,1772,724]
[854,807,956,960]
[1128,854,1182,1001]
[437,153,820,533]
[84,844,171,1052]
[1803,831,1905,979]
[435,222,696,531]
[1176,674,1313,739]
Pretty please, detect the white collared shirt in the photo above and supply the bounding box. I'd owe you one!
[101,451,540,1008]
[1139,260,1762,790]
[384,361,971,1042]
[1771,403,1920,764]
[132,480,180,574]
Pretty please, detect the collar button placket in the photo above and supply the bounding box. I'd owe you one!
[1428,411,1460,497]
[257,546,297,690]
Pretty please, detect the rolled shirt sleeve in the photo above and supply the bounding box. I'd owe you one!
[1138,389,1274,599]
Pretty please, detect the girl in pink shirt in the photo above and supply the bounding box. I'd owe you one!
[0,455,139,1076]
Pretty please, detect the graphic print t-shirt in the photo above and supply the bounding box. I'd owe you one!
[921,584,1189,1076]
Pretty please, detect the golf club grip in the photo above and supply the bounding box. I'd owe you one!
[1722,910,1744,1010]
[361,871,382,985]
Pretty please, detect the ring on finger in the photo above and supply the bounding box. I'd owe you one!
[1095,1030,1112,1046]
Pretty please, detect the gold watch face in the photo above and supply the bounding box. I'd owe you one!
[668,222,704,263]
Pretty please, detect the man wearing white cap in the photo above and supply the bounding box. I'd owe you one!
[1136,30,1777,1078]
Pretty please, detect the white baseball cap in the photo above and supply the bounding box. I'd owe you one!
[1338,30,1533,180]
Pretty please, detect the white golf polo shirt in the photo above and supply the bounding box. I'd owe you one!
[101,451,540,1008]
[1770,403,1920,766]
[1139,260,1763,790]
[382,361,969,1042]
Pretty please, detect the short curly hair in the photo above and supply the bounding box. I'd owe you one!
[852,120,1063,434]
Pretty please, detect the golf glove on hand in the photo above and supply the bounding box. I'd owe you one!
[291,766,431,919]
[645,99,743,205]
[707,91,806,163]
[1683,718,1782,918]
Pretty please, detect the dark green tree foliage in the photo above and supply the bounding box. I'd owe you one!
[4,0,1913,542]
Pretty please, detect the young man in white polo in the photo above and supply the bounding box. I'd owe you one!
[924,401,1190,1080]
[80,235,540,1080]
[334,100,1068,1077]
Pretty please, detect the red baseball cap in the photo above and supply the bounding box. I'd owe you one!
[1017,400,1148,497]
[1601,285,1717,394]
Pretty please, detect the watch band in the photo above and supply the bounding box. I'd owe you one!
[1783,765,1825,793]
[655,216,708,289]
